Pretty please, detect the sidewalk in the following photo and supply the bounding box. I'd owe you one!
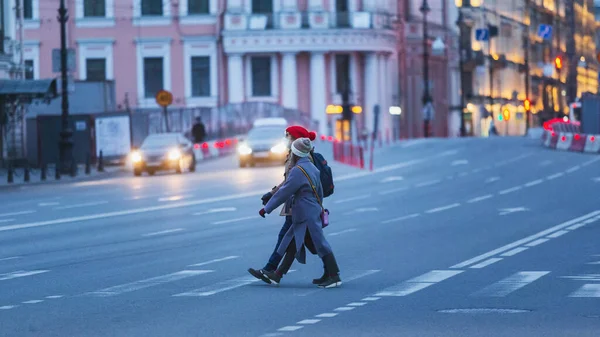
[0,164,127,189]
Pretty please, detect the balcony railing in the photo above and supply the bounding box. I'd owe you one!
[223,11,395,31]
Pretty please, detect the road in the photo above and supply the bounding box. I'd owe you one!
[1,137,599,337]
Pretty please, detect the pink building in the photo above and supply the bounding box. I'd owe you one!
[22,0,456,138]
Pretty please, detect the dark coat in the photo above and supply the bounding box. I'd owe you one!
[264,157,332,264]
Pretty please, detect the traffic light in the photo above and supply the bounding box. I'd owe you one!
[497,113,503,121]
[502,108,510,121]
[524,99,531,112]
[554,56,563,71]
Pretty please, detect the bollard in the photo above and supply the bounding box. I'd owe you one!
[97,151,105,172]
[7,163,13,184]
[41,162,47,181]
[359,146,365,169]
[85,153,91,175]
[55,163,61,180]
[24,164,30,182]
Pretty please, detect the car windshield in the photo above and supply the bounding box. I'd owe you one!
[247,127,285,141]
[141,135,178,149]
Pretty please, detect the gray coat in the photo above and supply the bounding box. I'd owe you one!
[264,157,332,264]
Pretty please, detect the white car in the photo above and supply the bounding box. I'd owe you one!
[237,125,288,167]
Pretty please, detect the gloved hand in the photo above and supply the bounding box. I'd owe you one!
[261,192,273,206]
[259,208,266,218]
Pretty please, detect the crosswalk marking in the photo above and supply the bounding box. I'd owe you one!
[315,313,338,318]
[567,223,586,230]
[0,270,49,281]
[570,284,600,297]
[296,270,380,297]
[87,270,213,297]
[470,258,502,269]
[174,275,259,297]
[472,271,550,297]
[547,230,568,238]
[375,270,463,297]
[525,238,548,247]
[188,256,239,267]
[501,247,528,257]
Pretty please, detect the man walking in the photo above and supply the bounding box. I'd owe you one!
[192,117,206,143]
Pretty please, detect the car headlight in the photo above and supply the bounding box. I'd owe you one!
[168,149,182,160]
[131,151,143,163]
[270,142,287,154]
[238,144,252,155]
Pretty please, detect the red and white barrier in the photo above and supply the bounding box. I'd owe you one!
[333,141,365,169]
[193,137,238,161]
[542,130,600,154]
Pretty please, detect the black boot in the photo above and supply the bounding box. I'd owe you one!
[312,266,327,285]
[318,253,342,288]
[248,268,272,284]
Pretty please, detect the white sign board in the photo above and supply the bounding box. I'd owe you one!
[95,116,131,158]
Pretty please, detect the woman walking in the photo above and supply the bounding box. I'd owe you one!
[258,138,341,288]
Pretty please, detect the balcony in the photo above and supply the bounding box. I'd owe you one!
[222,11,397,54]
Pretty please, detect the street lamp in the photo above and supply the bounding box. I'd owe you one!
[420,0,432,138]
[58,0,74,175]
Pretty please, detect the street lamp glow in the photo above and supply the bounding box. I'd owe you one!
[389,106,402,115]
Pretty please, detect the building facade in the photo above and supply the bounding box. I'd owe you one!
[21,0,411,139]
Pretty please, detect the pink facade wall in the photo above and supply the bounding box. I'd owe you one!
[296,53,311,116]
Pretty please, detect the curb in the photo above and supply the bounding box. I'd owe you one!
[0,167,128,190]
[541,129,600,153]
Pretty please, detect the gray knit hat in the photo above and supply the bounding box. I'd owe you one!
[291,138,312,158]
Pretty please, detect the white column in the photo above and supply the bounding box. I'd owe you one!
[364,52,379,135]
[227,53,244,104]
[378,53,390,139]
[282,52,298,109]
[310,52,327,136]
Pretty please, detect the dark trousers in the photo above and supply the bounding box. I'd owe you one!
[264,216,293,272]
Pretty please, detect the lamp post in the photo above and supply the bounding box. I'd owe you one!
[456,10,467,137]
[420,0,432,138]
[58,0,73,175]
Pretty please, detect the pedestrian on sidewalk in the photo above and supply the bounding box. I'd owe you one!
[248,126,331,286]
[191,117,206,144]
[256,138,342,288]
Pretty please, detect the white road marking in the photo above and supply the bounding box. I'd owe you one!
[189,256,239,267]
[524,179,543,187]
[566,166,581,173]
[525,238,549,247]
[297,319,321,324]
[584,218,597,224]
[0,305,16,310]
[561,274,600,282]
[328,229,358,237]
[499,186,522,195]
[498,207,529,216]
[379,187,409,195]
[547,172,564,180]
[45,295,63,299]
[485,177,500,183]
[471,168,482,173]
[0,210,35,218]
[467,195,493,203]
[0,219,15,223]
[22,300,43,304]
[539,160,552,166]
[450,211,600,269]
[53,201,109,210]
[347,302,367,307]
[87,270,213,297]
[425,203,460,214]
[344,207,379,215]
[334,195,371,204]
[0,256,20,262]
[381,213,420,224]
[547,230,569,238]
[296,270,380,297]
[567,223,586,230]
[174,272,296,297]
[380,176,404,183]
[142,228,184,237]
[158,195,193,202]
[212,216,257,225]
[192,207,237,215]
[581,157,600,166]
[334,307,355,311]
[569,284,600,297]
[470,258,503,269]
[362,297,381,301]
[278,326,303,332]
[316,313,338,318]
[415,180,441,188]
[451,160,469,166]
[38,202,60,207]
[0,270,49,281]
[473,271,550,297]
[375,270,463,297]
[501,247,529,257]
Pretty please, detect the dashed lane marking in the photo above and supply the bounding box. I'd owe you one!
[334,195,371,204]
[0,210,35,217]
[499,186,522,195]
[547,230,569,238]
[566,166,581,173]
[315,313,338,318]
[425,203,461,214]
[500,247,529,257]
[192,207,237,216]
[547,172,564,180]
[469,258,503,269]
[415,180,441,188]
[297,319,321,324]
[278,326,303,332]
[328,229,357,237]
[334,307,355,312]
[362,297,381,301]
[381,213,420,224]
[45,295,63,299]
[174,271,296,297]
[525,238,548,247]
[0,270,49,281]
[467,195,493,203]
[212,216,257,225]
[22,300,43,304]
[524,179,543,187]
[347,302,367,307]
[158,195,193,202]
[378,187,409,195]
[295,270,380,297]
[188,256,239,267]
[0,305,17,310]
[142,228,184,237]
[485,177,500,183]
[0,256,20,262]
[567,223,586,230]
[0,219,15,223]
[53,201,109,210]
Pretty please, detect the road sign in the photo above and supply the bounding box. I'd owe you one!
[52,48,76,73]
[155,90,173,107]
[475,28,489,41]
[537,24,552,40]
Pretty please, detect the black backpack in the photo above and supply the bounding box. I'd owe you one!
[311,152,334,198]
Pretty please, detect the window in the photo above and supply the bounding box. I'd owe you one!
[143,57,164,98]
[252,0,273,13]
[141,0,163,16]
[84,0,106,17]
[86,58,106,81]
[251,56,271,97]
[188,0,210,14]
[335,54,350,94]
[24,0,33,19]
[191,56,210,97]
[24,60,34,79]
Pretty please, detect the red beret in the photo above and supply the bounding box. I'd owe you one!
[286,125,316,141]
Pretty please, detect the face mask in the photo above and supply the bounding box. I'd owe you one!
[286,137,293,149]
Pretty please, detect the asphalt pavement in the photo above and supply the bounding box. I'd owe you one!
[1,137,599,337]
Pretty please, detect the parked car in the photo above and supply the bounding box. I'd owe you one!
[130,133,196,176]
[237,125,288,167]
